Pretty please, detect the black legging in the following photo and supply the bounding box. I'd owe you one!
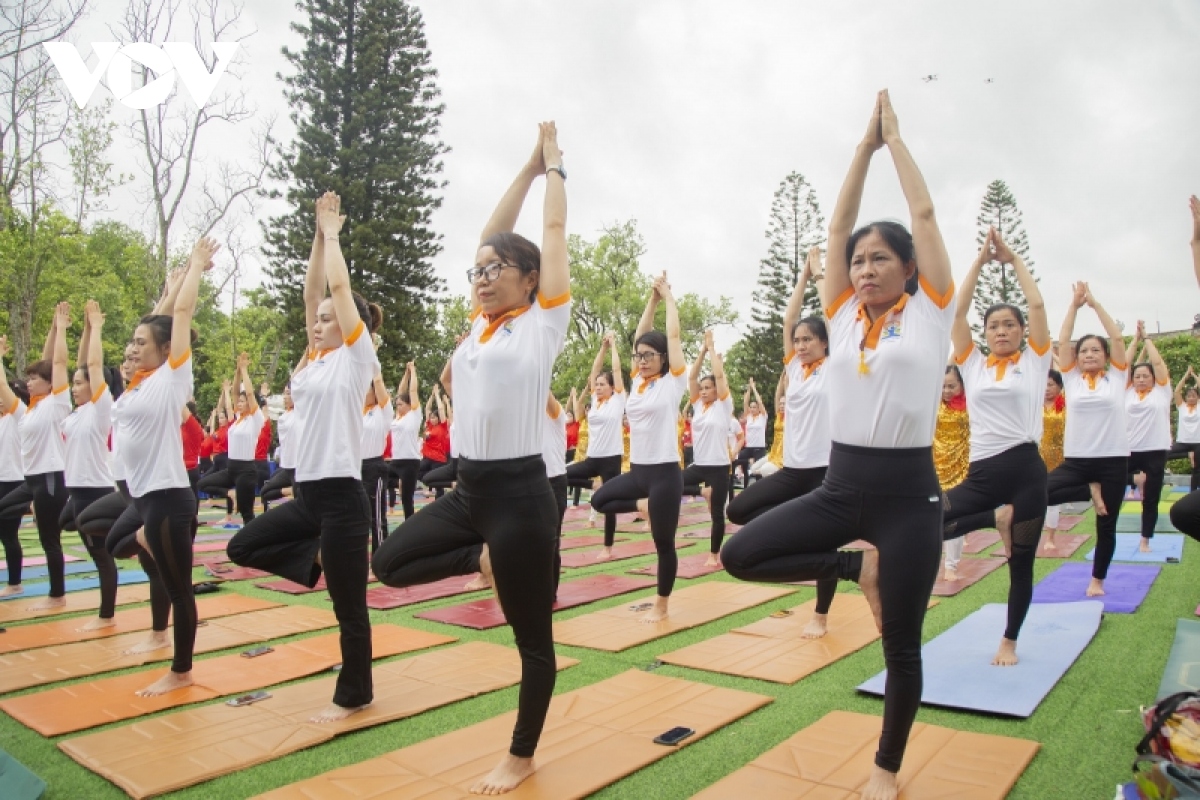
[731,446,767,500]
[681,463,731,555]
[0,479,27,585]
[724,465,836,614]
[132,487,198,674]
[203,452,234,516]
[1168,442,1200,492]
[590,461,684,597]
[362,456,390,552]
[549,473,568,595]
[197,459,257,524]
[1128,450,1168,539]
[1171,488,1200,541]
[423,458,458,494]
[62,487,119,618]
[9,472,69,597]
[720,443,941,774]
[942,442,1046,642]
[566,454,622,535]
[388,459,419,519]
[1047,456,1127,580]
[372,455,557,758]
[261,467,294,508]
[418,457,449,497]
[228,477,372,709]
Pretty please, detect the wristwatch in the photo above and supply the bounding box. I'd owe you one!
[546,164,567,181]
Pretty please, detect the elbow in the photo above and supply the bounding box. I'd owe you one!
[911,202,937,223]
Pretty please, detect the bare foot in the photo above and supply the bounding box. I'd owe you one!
[995,504,1014,556]
[24,596,67,612]
[1086,577,1106,597]
[1140,537,1152,553]
[123,630,170,655]
[1089,482,1108,516]
[802,612,828,639]
[640,596,669,624]
[470,753,536,795]
[704,553,720,568]
[136,670,194,697]
[281,487,293,498]
[1043,532,1057,551]
[309,702,369,723]
[858,550,884,633]
[463,573,492,591]
[76,616,117,633]
[862,765,899,800]
[478,544,494,589]
[992,637,1019,666]
[0,584,23,597]
[942,567,959,583]
[594,547,613,561]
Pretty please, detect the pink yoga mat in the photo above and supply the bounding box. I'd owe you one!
[204,564,270,581]
[363,576,479,610]
[560,535,627,551]
[629,552,723,578]
[415,575,655,629]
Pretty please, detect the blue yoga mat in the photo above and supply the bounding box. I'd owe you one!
[1115,515,1181,534]
[1032,562,1160,614]
[1086,534,1184,563]
[857,601,1103,718]
[1157,618,1200,700]
[0,749,45,800]
[0,570,149,601]
[0,562,97,583]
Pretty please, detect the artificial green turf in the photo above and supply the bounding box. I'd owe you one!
[0,497,1192,799]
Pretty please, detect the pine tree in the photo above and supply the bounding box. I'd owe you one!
[971,180,1037,349]
[262,0,447,383]
[728,172,825,400]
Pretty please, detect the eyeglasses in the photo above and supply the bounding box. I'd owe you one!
[632,351,664,363]
[465,261,515,285]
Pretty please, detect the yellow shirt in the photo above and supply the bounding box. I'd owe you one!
[933,402,970,490]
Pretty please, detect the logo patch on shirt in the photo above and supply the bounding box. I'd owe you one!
[501,320,517,337]
[880,322,903,342]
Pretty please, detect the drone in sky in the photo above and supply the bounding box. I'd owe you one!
[921,74,995,84]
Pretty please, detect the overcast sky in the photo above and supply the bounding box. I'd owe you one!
[65,0,1200,347]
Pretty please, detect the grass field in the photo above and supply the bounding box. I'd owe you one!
[1,494,1193,799]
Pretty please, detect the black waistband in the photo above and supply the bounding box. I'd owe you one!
[457,455,551,498]
[828,441,939,497]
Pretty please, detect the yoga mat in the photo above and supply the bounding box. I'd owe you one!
[858,601,1103,717]
[256,669,771,800]
[0,594,279,654]
[0,570,149,602]
[693,710,1039,799]
[1116,514,1181,533]
[60,642,578,799]
[1086,533,1185,563]
[559,539,692,568]
[0,585,152,624]
[659,594,882,684]
[203,564,271,581]
[630,552,724,579]
[962,529,1002,554]
[618,513,714,532]
[416,575,655,630]
[0,749,45,800]
[192,542,229,553]
[255,577,328,595]
[553,581,795,652]
[3,624,455,736]
[0,605,338,693]
[1033,563,1160,614]
[559,535,626,550]
[1057,514,1085,531]
[0,555,83,570]
[0,562,98,582]
[1036,533,1091,558]
[679,523,741,539]
[364,575,480,610]
[1157,618,1200,700]
[933,557,1006,596]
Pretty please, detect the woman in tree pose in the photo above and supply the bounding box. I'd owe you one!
[1046,281,1129,596]
[361,372,393,551]
[228,193,381,722]
[372,123,569,794]
[943,227,1052,665]
[1170,368,1200,492]
[934,365,971,582]
[114,236,213,695]
[565,333,626,543]
[681,330,734,567]
[388,362,423,519]
[1123,321,1172,552]
[722,91,954,800]
[1041,370,1067,545]
[202,353,264,527]
[418,387,450,495]
[260,383,296,511]
[1171,195,1200,540]
[732,379,767,496]
[565,389,579,464]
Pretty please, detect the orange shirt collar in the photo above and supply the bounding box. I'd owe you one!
[126,367,158,391]
[801,356,826,380]
[987,352,1021,381]
[856,294,910,352]
[1082,370,1104,391]
[478,305,531,344]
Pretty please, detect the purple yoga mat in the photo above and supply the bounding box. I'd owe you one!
[1031,562,1160,614]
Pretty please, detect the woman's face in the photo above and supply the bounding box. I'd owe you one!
[71,369,91,406]
[471,245,537,317]
[235,393,248,415]
[1076,338,1108,372]
[698,377,717,404]
[429,411,441,426]
[312,298,344,352]
[792,324,827,365]
[748,400,761,416]
[1187,389,1200,406]
[942,372,964,402]
[218,410,229,426]
[1132,366,1155,392]
[25,372,50,399]
[849,230,913,312]
[594,375,613,401]
[131,323,168,371]
[634,344,663,380]
[985,309,1023,357]
[566,411,575,424]
[1045,378,1062,403]
[283,385,294,410]
[121,345,136,381]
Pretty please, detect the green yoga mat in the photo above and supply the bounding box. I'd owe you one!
[1115,514,1180,534]
[0,749,46,800]
[1158,618,1200,700]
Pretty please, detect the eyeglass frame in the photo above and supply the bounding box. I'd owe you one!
[631,351,665,363]
[465,260,520,285]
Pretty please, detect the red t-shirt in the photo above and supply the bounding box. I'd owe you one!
[566,420,579,449]
[199,435,214,459]
[682,419,693,448]
[422,421,450,462]
[383,431,393,460]
[213,423,230,455]
[255,417,272,461]
[181,415,205,470]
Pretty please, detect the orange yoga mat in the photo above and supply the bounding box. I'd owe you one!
[0,605,338,694]
[693,710,1039,799]
[933,557,1006,597]
[60,641,579,799]
[254,669,772,800]
[0,594,279,654]
[0,585,152,625]
[2,624,455,736]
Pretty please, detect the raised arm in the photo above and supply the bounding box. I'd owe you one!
[76,302,91,373]
[588,337,610,394]
[1125,320,1143,369]
[635,281,661,343]
[219,379,232,419]
[439,355,453,401]
[1082,284,1127,368]
[538,122,568,302]
[304,199,327,351]
[0,337,17,413]
[479,126,545,245]
[572,386,583,420]
[1190,195,1200,289]
[1177,367,1196,406]
[610,335,624,394]
[997,229,1049,350]
[1141,333,1170,385]
[709,331,730,400]
[749,379,763,409]
[824,96,883,311]
[879,90,952,297]
[173,238,218,363]
[658,275,686,373]
[41,305,58,363]
[51,303,70,391]
[425,390,435,418]
[741,384,751,422]
[315,193,363,343]
[84,301,106,398]
[774,370,788,410]
[370,373,390,409]
[784,247,820,360]
[236,352,260,415]
[688,340,707,400]
[545,391,562,419]
[953,234,992,357]
[1058,282,1087,368]
[407,362,420,411]
[153,267,185,316]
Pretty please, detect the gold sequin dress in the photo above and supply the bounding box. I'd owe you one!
[572,417,589,462]
[933,400,971,490]
[1040,403,1065,473]
[768,412,785,468]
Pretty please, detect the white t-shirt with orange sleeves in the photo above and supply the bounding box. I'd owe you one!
[955,341,1053,462]
[226,408,264,461]
[64,387,114,488]
[825,279,956,448]
[276,409,298,470]
[626,368,689,465]
[690,393,734,467]
[361,401,393,461]
[744,411,767,448]
[1062,362,1130,458]
[1126,381,1172,453]
[543,404,567,478]
[19,387,71,475]
[1178,403,1200,444]
[389,407,423,461]
[453,293,571,461]
[0,401,25,482]
[784,354,831,469]
[587,390,626,459]
[114,354,194,497]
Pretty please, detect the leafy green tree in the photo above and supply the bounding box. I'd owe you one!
[972,180,1038,350]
